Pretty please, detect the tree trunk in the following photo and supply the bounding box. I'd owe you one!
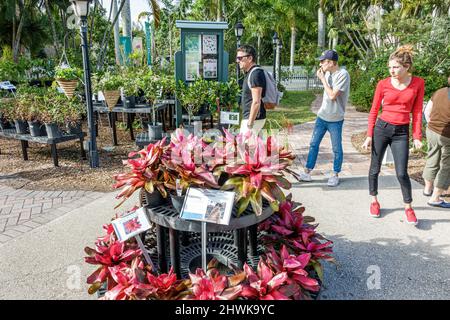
[121,0,132,38]
[257,34,261,64]
[289,26,296,72]
[318,7,326,50]
[13,4,27,62]
[332,34,338,50]
[44,0,60,57]
[112,0,121,65]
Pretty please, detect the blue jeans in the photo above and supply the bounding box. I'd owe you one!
[305,117,344,173]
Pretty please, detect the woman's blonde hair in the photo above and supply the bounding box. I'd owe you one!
[389,45,414,72]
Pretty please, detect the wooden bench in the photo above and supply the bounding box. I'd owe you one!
[0,128,86,167]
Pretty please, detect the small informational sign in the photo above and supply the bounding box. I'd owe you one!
[0,81,16,90]
[202,35,217,54]
[111,207,152,242]
[220,111,240,125]
[180,188,235,225]
[203,58,217,79]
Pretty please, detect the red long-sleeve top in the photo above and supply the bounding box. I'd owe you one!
[367,76,425,140]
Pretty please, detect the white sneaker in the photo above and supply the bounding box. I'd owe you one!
[299,171,312,182]
[327,175,339,187]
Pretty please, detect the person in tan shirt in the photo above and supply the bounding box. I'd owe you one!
[423,75,450,208]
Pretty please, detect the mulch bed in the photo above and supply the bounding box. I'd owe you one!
[0,116,148,192]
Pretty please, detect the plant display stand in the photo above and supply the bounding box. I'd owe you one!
[140,189,273,278]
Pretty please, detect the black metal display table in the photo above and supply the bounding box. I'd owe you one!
[94,100,175,146]
[141,192,273,278]
[0,128,86,166]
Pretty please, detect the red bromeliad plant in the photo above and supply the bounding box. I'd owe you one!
[265,245,320,299]
[113,138,168,209]
[162,129,218,194]
[215,131,299,216]
[259,194,335,281]
[181,259,245,300]
[84,223,142,294]
[240,260,292,300]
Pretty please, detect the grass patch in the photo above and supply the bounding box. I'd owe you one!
[263,91,317,130]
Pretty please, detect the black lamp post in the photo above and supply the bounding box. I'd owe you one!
[70,0,99,168]
[234,22,244,80]
[277,41,283,87]
[272,32,279,82]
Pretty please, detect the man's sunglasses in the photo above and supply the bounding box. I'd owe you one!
[236,55,250,61]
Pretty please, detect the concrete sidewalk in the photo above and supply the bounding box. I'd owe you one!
[0,95,449,300]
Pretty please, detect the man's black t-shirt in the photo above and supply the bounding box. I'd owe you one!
[242,65,266,120]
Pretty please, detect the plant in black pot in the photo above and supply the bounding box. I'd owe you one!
[40,89,63,139]
[121,66,141,109]
[176,79,209,134]
[0,97,15,131]
[20,87,47,136]
[64,96,86,134]
[139,71,163,140]
[161,128,219,213]
[113,138,170,210]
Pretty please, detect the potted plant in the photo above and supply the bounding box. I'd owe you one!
[121,67,141,108]
[113,138,170,209]
[40,89,63,139]
[55,65,82,99]
[0,97,15,130]
[98,71,124,111]
[213,130,300,216]
[65,96,86,134]
[161,129,218,212]
[139,71,163,140]
[176,79,209,134]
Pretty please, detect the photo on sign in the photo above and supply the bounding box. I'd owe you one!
[202,35,217,54]
[185,34,201,53]
[203,59,217,79]
[111,207,151,242]
[180,188,235,225]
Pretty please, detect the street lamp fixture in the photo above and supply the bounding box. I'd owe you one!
[234,22,244,80]
[272,32,279,81]
[69,0,99,168]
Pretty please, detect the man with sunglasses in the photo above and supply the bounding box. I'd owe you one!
[236,45,266,135]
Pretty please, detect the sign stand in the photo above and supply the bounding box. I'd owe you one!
[134,235,156,271]
[201,222,207,271]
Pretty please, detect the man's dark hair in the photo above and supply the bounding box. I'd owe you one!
[237,44,256,63]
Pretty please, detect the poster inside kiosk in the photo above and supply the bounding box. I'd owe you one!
[180,187,235,225]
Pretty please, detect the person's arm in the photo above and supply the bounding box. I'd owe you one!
[317,69,342,101]
[362,80,384,150]
[423,99,433,124]
[248,87,263,127]
[366,80,384,137]
[411,79,425,141]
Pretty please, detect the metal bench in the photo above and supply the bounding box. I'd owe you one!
[0,128,86,167]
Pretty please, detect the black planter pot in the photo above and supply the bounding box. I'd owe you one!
[45,123,62,139]
[124,96,136,108]
[14,119,28,134]
[148,123,163,140]
[144,190,167,208]
[0,117,13,131]
[28,121,46,137]
[170,194,186,213]
[67,122,82,135]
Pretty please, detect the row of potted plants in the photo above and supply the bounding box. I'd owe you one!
[0,85,85,138]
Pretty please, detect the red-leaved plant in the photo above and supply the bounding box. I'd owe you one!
[113,138,168,209]
[259,194,335,281]
[215,130,299,216]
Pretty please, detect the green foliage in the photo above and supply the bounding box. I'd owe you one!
[176,78,210,124]
[55,65,82,81]
[98,70,124,91]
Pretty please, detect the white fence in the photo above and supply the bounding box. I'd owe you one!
[261,66,323,91]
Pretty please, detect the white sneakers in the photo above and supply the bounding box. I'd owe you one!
[327,175,340,187]
[299,170,340,187]
[298,171,312,182]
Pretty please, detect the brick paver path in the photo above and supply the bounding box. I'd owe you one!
[289,94,395,177]
[0,185,104,244]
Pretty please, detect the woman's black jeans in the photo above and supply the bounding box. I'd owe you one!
[369,118,413,203]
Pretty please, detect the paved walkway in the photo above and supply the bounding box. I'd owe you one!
[0,185,104,244]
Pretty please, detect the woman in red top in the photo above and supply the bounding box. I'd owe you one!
[362,45,424,225]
